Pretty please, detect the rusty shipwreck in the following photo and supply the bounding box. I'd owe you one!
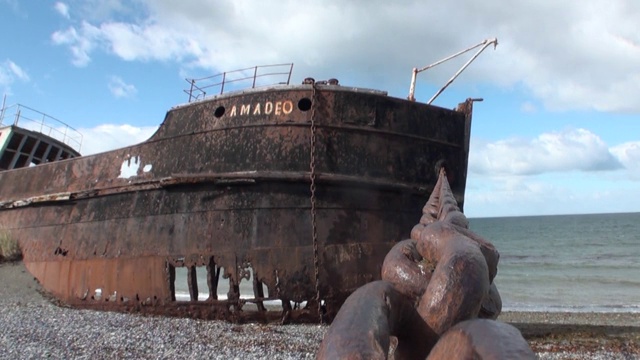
[0,39,496,323]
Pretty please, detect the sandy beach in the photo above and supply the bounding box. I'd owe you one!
[1,261,638,359]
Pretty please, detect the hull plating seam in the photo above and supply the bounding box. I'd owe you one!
[0,170,464,210]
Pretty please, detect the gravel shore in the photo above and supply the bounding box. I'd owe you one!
[1,261,639,359]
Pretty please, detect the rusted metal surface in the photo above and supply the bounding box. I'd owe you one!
[426,319,535,359]
[0,84,473,322]
[381,239,431,300]
[317,169,533,358]
[316,281,438,359]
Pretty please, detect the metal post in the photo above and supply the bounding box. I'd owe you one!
[62,125,68,145]
[8,134,28,169]
[189,79,196,102]
[14,108,21,126]
[287,63,294,85]
[252,66,258,88]
[220,72,226,94]
[0,94,6,126]
[408,68,418,101]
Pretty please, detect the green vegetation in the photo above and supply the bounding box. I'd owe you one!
[0,230,21,262]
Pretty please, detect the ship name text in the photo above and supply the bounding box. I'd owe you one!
[228,100,294,117]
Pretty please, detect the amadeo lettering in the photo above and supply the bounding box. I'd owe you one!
[228,100,294,117]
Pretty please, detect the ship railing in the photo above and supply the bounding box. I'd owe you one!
[0,103,83,153]
[408,38,498,104]
[184,63,294,102]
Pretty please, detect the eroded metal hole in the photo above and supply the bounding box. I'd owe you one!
[214,106,225,118]
[162,258,323,321]
[242,266,270,312]
[298,98,312,111]
[171,265,212,301]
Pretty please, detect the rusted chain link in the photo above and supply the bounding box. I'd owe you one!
[309,83,322,323]
[316,170,534,359]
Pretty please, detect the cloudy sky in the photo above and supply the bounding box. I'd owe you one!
[1,0,639,217]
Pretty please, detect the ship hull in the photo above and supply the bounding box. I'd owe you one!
[0,85,473,322]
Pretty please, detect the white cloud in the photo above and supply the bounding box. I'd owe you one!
[466,176,565,217]
[50,0,640,113]
[54,2,70,18]
[51,22,103,67]
[465,133,640,217]
[464,174,640,217]
[470,129,622,176]
[108,76,137,98]
[78,124,158,155]
[0,59,29,93]
[7,61,29,81]
[611,141,640,180]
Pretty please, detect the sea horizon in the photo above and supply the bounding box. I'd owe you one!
[467,210,640,220]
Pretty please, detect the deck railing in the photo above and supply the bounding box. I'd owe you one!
[0,103,83,153]
[184,63,294,102]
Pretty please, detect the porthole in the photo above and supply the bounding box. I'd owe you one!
[214,106,225,118]
[298,98,312,112]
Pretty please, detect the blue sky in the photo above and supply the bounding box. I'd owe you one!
[1,0,639,218]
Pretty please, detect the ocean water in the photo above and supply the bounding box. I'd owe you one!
[469,212,640,313]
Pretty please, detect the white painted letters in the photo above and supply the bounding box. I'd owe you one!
[226,100,294,118]
[282,100,293,114]
[264,102,273,114]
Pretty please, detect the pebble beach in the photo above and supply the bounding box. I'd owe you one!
[1,262,639,359]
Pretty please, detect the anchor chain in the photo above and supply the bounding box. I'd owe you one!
[309,83,323,323]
